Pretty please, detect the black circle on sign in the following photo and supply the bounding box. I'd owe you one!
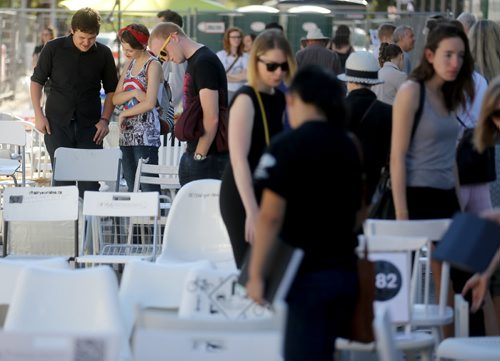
[374,260,402,302]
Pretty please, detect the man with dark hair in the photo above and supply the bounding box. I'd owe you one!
[265,22,283,32]
[157,9,183,28]
[155,9,186,119]
[31,7,118,197]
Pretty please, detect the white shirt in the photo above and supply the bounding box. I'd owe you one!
[216,50,249,92]
[372,62,407,105]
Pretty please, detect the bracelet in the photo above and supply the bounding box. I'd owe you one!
[100,117,109,123]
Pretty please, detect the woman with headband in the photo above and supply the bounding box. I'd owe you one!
[112,24,162,192]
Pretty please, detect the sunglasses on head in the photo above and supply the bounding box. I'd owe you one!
[158,33,174,62]
[258,59,289,72]
[490,110,500,118]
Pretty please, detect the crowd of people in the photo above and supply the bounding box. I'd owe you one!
[29,7,500,360]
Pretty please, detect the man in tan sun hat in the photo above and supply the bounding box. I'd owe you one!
[295,27,341,75]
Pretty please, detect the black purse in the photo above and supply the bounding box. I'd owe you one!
[369,81,426,219]
[456,117,497,185]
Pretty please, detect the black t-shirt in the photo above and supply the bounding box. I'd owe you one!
[180,46,228,154]
[31,35,118,127]
[254,121,362,273]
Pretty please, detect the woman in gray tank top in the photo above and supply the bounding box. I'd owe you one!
[390,23,484,336]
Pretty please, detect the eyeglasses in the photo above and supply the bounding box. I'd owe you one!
[229,36,242,39]
[490,110,500,118]
[158,33,174,62]
[258,59,289,72]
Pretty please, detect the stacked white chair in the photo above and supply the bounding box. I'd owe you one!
[0,120,27,187]
[373,306,404,361]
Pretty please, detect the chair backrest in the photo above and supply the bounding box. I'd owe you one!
[52,147,122,190]
[363,218,452,313]
[119,260,213,339]
[133,157,180,197]
[4,266,123,333]
[0,120,27,186]
[158,137,185,168]
[157,179,236,269]
[2,186,79,257]
[373,306,404,361]
[133,302,286,361]
[82,191,160,259]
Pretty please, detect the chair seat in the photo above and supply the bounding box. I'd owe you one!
[411,304,454,326]
[336,331,434,353]
[0,158,20,176]
[437,336,500,360]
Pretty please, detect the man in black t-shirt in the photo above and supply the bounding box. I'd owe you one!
[149,22,229,186]
[31,8,118,197]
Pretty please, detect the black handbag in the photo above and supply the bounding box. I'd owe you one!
[456,117,497,185]
[369,81,426,219]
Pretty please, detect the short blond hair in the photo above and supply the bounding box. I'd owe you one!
[247,29,296,87]
[150,22,186,41]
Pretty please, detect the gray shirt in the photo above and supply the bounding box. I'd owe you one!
[372,62,407,105]
[406,96,459,189]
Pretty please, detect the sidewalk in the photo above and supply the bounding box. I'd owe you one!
[0,74,35,120]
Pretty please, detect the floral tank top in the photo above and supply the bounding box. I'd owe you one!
[119,56,161,147]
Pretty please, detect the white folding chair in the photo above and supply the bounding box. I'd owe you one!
[0,120,27,187]
[156,179,236,270]
[133,301,286,361]
[15,119,51,181]
[4,265,130,360]
[363,218,454,341]
[336,235,435,361]
[119,260,213,341]
[52,147,122,192]
[373,306,404,361]
[75,191,161,265]
[2,186,79,259]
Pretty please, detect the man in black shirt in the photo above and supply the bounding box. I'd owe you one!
[149,22,229,186]
[31,7,118,196]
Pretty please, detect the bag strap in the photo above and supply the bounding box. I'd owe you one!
[410,80,426,142]
[226,55,240,74]
[252,87,270,146]
[359,99,377,125]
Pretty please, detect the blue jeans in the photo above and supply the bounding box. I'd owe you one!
[284,269,358,361]
[178,151,228,186]
[120,145,160,192]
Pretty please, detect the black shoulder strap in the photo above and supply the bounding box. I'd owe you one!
[410,80,425,141]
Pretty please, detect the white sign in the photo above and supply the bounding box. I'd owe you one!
[369,252,410,324]
[197,22,225,34]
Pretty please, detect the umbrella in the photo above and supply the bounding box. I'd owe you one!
[60,0,230,13]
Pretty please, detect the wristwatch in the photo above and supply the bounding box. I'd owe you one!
[194,153,206,161]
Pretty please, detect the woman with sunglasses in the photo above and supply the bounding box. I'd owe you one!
[220,29,296,269]
[217,27,249,102]
[112,24,162,192]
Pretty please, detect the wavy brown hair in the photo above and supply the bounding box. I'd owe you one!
[222,27,244,56]
[411,23,475,112]
[474,76,500,152]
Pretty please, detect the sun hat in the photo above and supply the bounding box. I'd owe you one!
[305,28,329,40]
[337,51,384,85]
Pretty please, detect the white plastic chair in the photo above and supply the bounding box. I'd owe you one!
[133,301,286,361]
[75,191,160,265]
[2,186,79,259]
[52,147,122,192]
[119,259,213,340]
[156,179,236,270]
[364,218,453,341]
[373,306,404,361]
[336,235,435,361]
[437,336,500,360]
[0,120,27,187]
[3,266,130,360]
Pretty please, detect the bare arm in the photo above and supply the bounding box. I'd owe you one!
[246,190,286,305]
[390,80,420,220]
[227,70,247,83]
[30,81,50,135]
[229,93,259,243]
[196,88,219,156]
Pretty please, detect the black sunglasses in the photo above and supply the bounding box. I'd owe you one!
[258,59,289,72]
[490,110,500,118]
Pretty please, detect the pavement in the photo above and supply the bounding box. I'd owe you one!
[0,74,35,120]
